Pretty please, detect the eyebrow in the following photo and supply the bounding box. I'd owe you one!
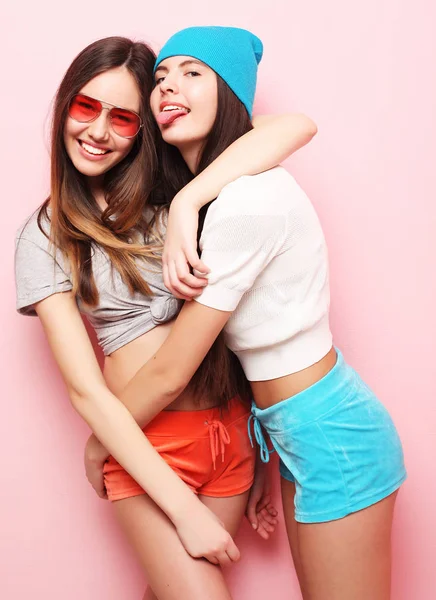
[155,59,204,74]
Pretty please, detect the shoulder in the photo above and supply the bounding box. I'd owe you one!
[211,167,303,219]
[201,169,295,249]
[15,204,70,275]
[15,204,73,316]
[15,205,51,250]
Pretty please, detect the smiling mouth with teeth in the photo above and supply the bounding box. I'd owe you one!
[79,140,111,156]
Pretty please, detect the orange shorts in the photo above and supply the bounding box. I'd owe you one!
[103,397,256,501]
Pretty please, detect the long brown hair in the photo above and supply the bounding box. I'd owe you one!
[154,76,254,405]
[41,36,162,305]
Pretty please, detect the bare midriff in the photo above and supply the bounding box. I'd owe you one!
[250,346,337,409]
[103,321,215,411]
[104,326,336,413]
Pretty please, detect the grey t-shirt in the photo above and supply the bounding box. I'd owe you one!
[15,209,181,355]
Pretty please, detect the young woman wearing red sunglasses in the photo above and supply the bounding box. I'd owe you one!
[15,36,317,599]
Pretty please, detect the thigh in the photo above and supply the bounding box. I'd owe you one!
[113,494,232,600]
[199,490,250,538]
[280,477,305,596]
[139,489,248,600]
[296,491,398,600]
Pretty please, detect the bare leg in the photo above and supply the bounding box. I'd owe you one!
[115,491,249,600]
[280,478,305,598]
[281,482,398,600]
[199,491,250,539]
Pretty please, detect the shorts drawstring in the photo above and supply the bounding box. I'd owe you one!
[248,413,274,463]
[207,420,231,470]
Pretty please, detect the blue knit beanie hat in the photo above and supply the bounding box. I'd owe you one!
[154,26,263,117]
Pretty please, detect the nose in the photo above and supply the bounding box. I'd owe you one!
[160,72,179,95]
[87,109,111,141]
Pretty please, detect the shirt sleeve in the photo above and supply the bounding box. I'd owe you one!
[15,234,73,316]
[195,205,286,312]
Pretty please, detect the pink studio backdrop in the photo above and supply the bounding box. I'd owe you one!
[2,1,435,598]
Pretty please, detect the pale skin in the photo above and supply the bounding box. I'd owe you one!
[82,56,400,599]
[35,64,317,598]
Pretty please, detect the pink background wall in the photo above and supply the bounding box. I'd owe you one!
[2,1,435,598]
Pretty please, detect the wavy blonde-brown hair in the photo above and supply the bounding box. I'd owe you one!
[40,36,161,305]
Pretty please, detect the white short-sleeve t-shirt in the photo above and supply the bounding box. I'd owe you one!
[195,166,333,381]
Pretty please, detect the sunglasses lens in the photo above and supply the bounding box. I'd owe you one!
[69,94,100,122]
[110,108,141,137]
[68,94,141,138]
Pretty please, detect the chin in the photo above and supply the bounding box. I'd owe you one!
[161,130,203,149]
[161,133,182,147]
[70,157,110,177]
[81,166,108,177]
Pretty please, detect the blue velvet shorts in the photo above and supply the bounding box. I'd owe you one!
[249,350,407,523]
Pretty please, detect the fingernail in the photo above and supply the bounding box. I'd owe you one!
[252,523,258,529]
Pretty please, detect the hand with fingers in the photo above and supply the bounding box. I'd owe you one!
[84,434,110,499]
[173,498,240,567]
[163,194,210,300]
[246,460,278,539]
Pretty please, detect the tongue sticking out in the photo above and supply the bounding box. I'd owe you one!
[157,109,188,126]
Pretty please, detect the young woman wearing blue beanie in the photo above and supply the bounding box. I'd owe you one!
[15,34,320,600]
[106,26,407,600]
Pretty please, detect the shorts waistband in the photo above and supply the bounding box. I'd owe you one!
[251,349,357,434]
[144,396,250,439]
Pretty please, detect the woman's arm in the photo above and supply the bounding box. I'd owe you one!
[116,301,232,428]
[85,304,232,468]
[87,302,278,537]
[179,113,317,211]
[163,113,317,299]
[35,291,239,566]
[115,179,285,427]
